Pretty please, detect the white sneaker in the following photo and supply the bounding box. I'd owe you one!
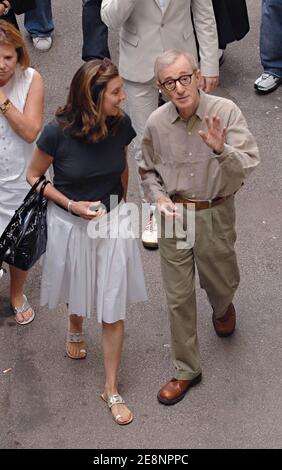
[254,72,282,94]
[142,213,159,249]
[32,36,52,52]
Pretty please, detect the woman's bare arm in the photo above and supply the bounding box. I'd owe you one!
[0,70,44,143]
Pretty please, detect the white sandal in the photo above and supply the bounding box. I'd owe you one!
[12,295,35,326]
[101,393,134,425]
[66,331,87,360]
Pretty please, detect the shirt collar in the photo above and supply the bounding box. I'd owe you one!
[168,89,209,124]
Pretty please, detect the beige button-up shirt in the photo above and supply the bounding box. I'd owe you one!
[140,91,260,202]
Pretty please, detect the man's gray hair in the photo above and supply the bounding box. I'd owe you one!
[154,49,198,82]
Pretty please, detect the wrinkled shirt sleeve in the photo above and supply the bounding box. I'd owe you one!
[140,124,169,203]
[214,105,260,180]
[101,0,138,30]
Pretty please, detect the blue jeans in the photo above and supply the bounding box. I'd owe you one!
[82,0,110,60]
[260,0,282,77]
[24,0,54,37]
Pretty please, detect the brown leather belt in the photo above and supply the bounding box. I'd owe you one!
[171,194,229,210]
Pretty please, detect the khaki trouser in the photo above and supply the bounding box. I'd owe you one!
[159,196,240,380]
[123,79,159,200]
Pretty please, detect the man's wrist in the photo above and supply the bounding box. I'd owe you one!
[157,195,169,204]
[213,142,225,155]
[213,147,224,155]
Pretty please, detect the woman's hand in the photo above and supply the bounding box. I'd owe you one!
[71,200,107,220]
[0,1,11,16]
[157,196,180,218]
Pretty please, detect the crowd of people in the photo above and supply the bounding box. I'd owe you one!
[0,0,279,426]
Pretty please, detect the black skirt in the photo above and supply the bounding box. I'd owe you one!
[212,0,250,49]
[2,10,19,29]
[1,0,36,29]
[9,0,36,15]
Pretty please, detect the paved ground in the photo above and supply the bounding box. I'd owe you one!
[0,0,281,449]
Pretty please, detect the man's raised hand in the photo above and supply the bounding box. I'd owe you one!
[198,115,227,155]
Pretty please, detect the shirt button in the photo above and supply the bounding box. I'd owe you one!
[189,152,192,156]
[191,194,196,198]
[190,173,194,177]
[188,132,191,136]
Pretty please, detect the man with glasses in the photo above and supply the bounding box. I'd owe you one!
[140,50,259,405]
[101,0,219,249]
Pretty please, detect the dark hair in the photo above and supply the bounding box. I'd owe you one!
[0,19,30,69]
[56,58,123,143]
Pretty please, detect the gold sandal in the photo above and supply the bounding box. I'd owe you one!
[101,393,134,425]
[66,332,87,360]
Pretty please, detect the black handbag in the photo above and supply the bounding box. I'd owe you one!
[0,175,50,272]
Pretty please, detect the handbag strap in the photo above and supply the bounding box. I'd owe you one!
[38,180,51,201]
[33,175,46,190]
[23,175,46,203]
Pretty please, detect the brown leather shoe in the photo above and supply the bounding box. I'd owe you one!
[157,374,202,405]
[212,303,236,337]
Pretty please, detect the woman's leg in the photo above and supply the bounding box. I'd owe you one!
[66,314,87,359]
[9,265,33,323]
[101,320,133,423]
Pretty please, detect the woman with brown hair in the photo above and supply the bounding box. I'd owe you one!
[27,58,147,425]
[0,20,44,324]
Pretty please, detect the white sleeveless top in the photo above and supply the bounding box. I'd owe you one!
[0,65,35,183]
[0,66,35,234]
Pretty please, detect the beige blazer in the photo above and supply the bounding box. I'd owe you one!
[101,0,219,83]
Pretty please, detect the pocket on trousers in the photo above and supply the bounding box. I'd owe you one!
[211,199,236,244]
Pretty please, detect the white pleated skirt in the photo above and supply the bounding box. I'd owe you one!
[40,201,147,322]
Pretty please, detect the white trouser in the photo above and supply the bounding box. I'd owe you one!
[124,79,159,202]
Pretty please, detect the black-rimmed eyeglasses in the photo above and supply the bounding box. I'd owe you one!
[160,72,196,92]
